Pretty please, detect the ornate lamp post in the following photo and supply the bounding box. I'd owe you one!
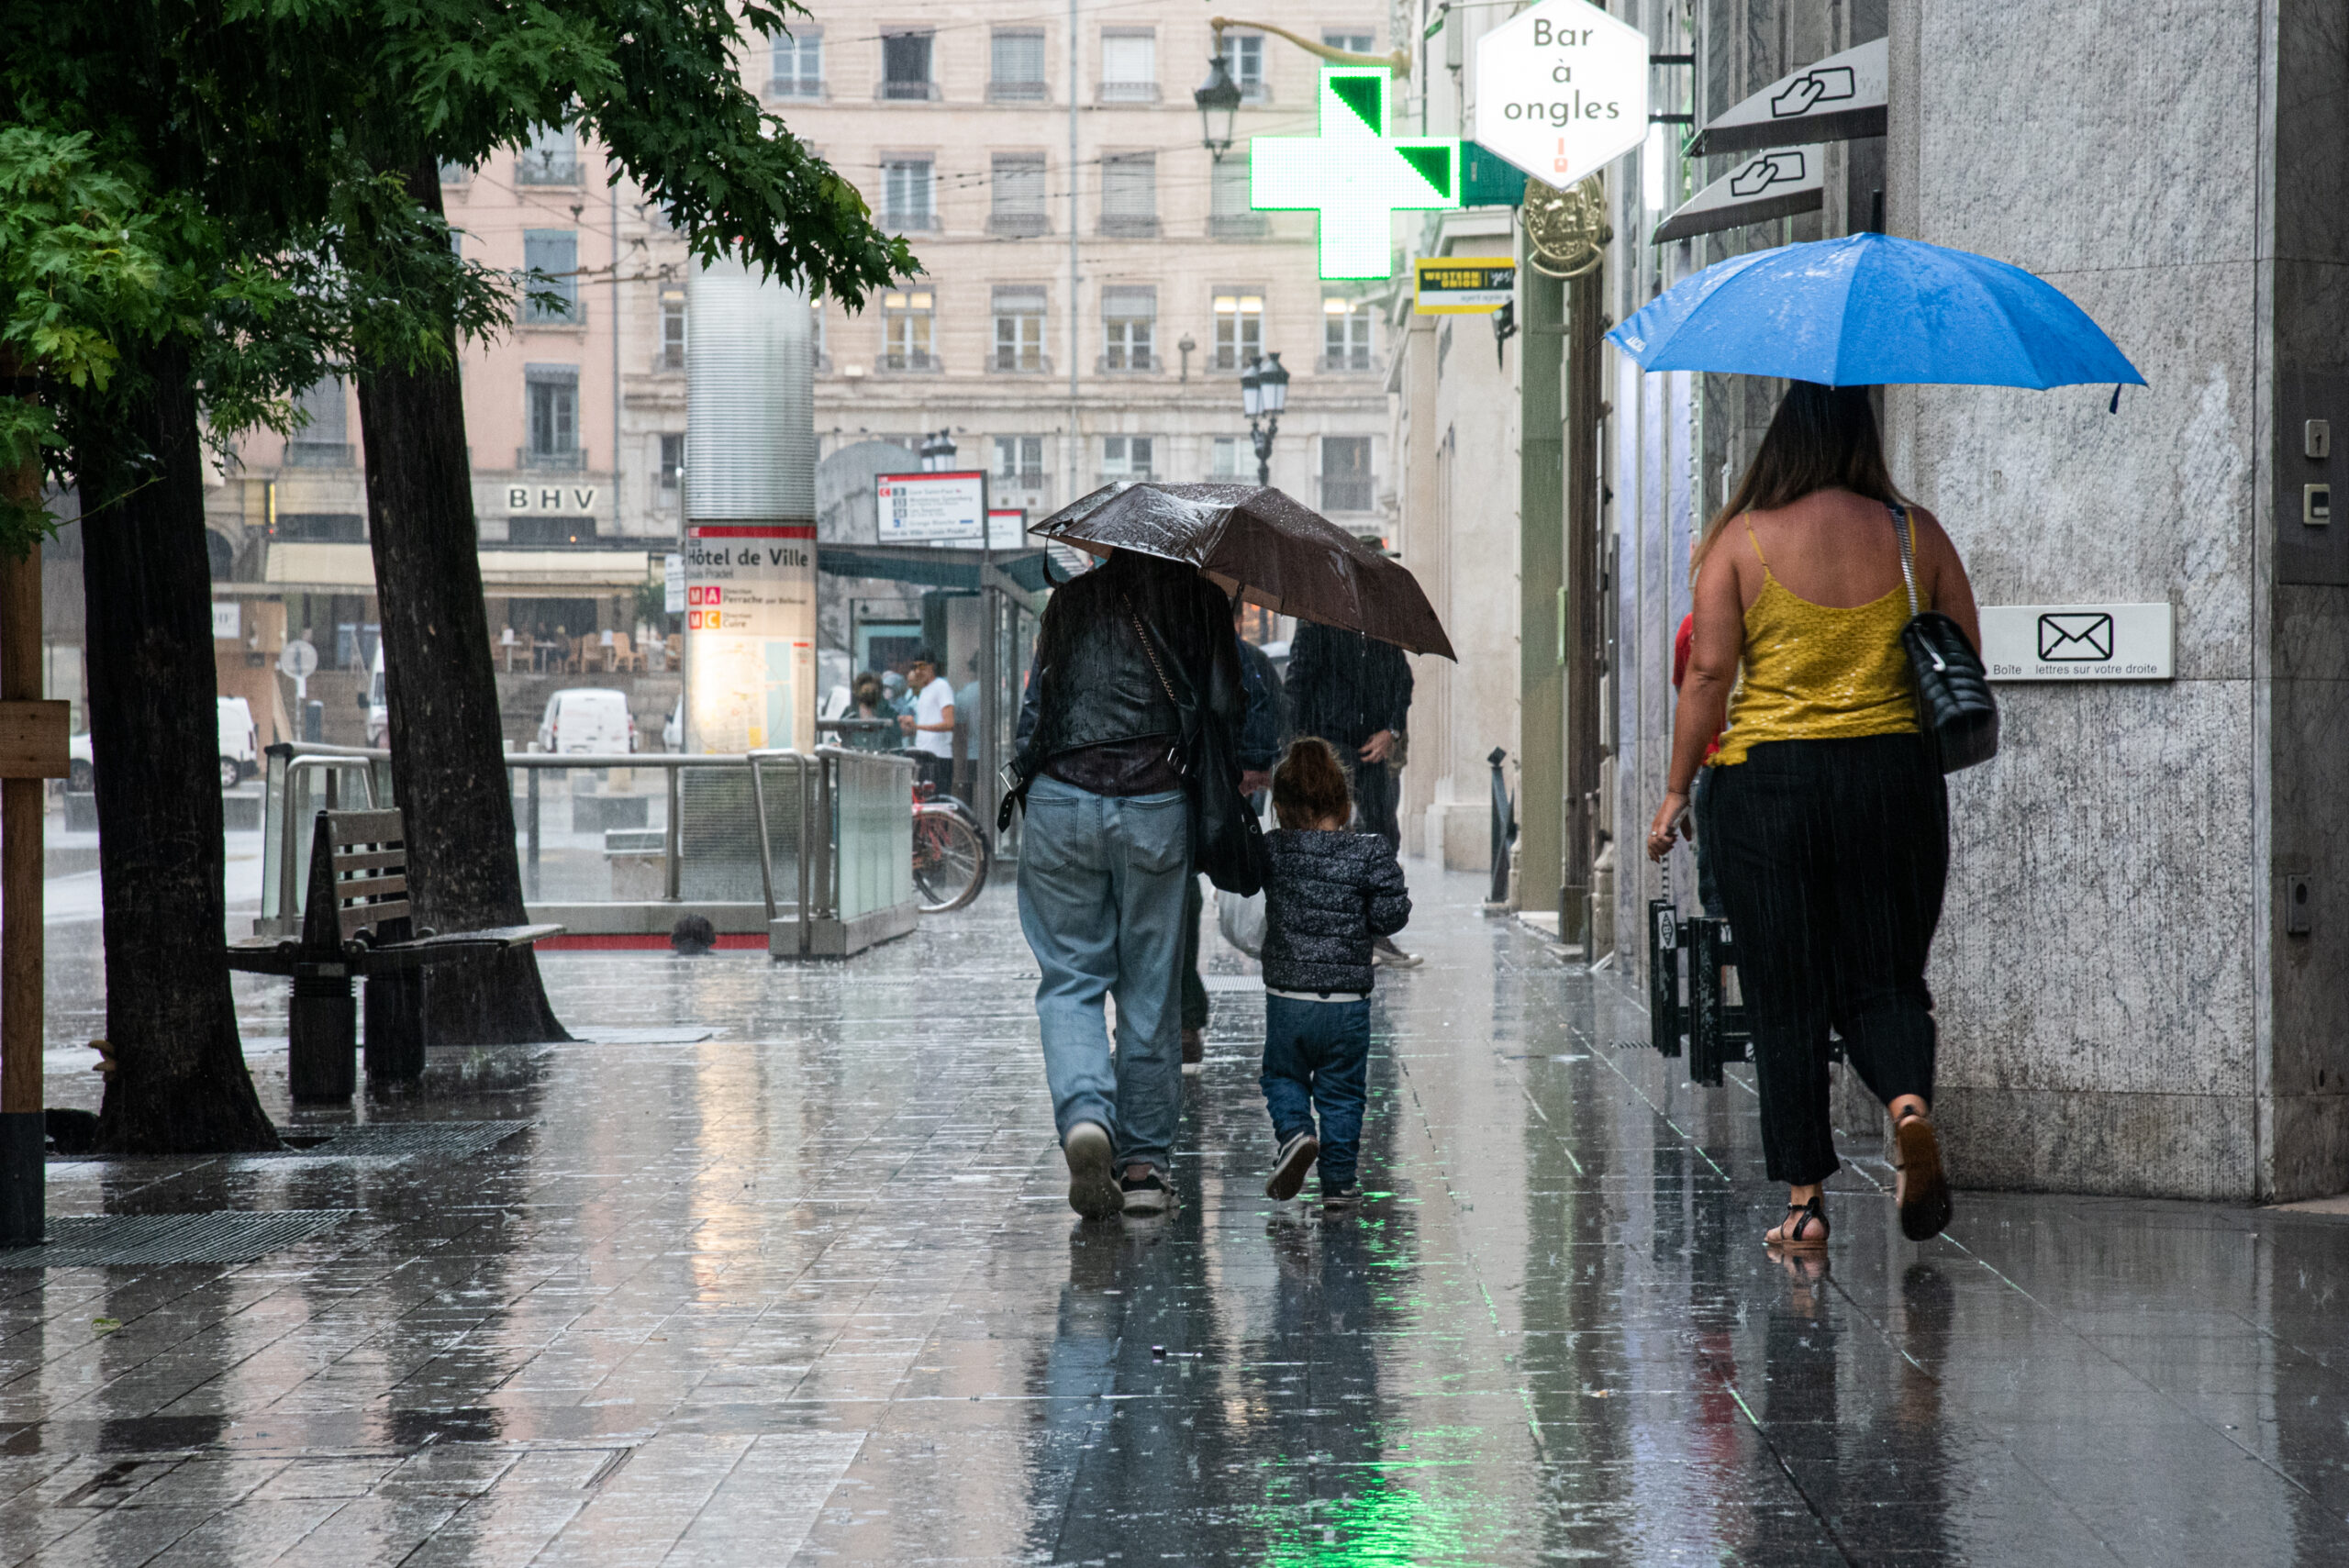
[1194,57,1241,161]
[918,428,956,473]
[1240,351,1288,487]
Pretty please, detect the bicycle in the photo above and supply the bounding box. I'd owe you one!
[911,776,991,914]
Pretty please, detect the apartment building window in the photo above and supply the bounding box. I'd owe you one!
[1209,156,1263,238]
[658,288,685,370]
[1101,286,1155,371]
[286,377,352,467]
[882,158,935,230]
[1100,153,1158,236]
[882,289,936,370]
[810,297,829,369]
[990,153,1048,235]
[993,287,1047,372]
[882,30,935,99]
[1217,33,1265,101]
[521,229,580,323]
[1213,290,1263,370]
[525,365,582,469]
[658,433,685,495]
[1100,28,1156,102]
[769,28,822,97]
[1321,436,1373,512]
[1102,435,1154,482]
[1210,437,1242,481]
[437,161,471,185]
[1323,296,1374,371]
[1323,31,1375,55]
[516,122,580,185]
[994,435,1045,491]
[991,28,1046,99]
[511,515,597,547]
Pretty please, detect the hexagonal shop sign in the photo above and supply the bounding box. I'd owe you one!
[1473,0,1651,187]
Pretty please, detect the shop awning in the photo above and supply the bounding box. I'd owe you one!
[1687,38,1887,158]
[820,545,1053,595]
[262,543,663,595]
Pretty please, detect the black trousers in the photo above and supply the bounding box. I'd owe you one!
[1707,734,1949,1186]
[1337,751,1401,852]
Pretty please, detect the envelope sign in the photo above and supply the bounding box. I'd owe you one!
[2038,612,2114,662]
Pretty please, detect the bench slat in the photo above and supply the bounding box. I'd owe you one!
[331,873,408,903]
[331,849,407,875]
[329,809,405,847]
[340,900,411,936]
[397,923,564,950]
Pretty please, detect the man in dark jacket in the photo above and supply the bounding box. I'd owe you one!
[1283,623,1418,965]
[1012,550,1246,1220]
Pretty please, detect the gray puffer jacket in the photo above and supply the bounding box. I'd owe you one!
[1261,829,1412,995]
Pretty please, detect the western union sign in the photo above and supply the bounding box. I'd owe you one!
[1414,257,1516,315]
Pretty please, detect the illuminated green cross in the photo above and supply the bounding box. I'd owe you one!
[1252,67,1462,280]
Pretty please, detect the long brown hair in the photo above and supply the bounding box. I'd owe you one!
[1273,738,1353,829]
[1696,382,1912,565]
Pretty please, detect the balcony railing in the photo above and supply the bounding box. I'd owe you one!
[1319,478,1375,513]
[1099,215,1160,239]
[1209,213,1268,239]
[283,441,355,469]
[879,351,941,373]
[517,446,590,472]
[880,79,939,101]
[1319,352,1381,374]
[766,78,824,99]
[988,211,1050,237]
[1097,472,1155,485]
[883,210,939,232]
[515,151,583,185]
[1096,352,1160,373]
[989,79,1048,102]
[1097,81,1159,103]
[990,351,1052,374]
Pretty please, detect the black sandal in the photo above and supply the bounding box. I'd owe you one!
[1765,1195,1829,1250]
[1892,1109,1953,1241]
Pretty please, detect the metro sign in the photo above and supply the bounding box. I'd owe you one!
[1252,67,1460,280]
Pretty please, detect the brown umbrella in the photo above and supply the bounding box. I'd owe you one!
[1029,483,1455,660]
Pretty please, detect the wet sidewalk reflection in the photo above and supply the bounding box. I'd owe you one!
[6,864,2347,1564]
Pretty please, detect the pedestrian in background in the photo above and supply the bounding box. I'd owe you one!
[1648,381,1978,1250]
[897,649,956,798]
[1257,738,1410,1212]
[1008,549,1246,1219]
[1177,600,1287,1073]
[1284,623,1419,968]
[842,672,895,753]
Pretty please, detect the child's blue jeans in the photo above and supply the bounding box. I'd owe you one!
[1261,995,1372,1187]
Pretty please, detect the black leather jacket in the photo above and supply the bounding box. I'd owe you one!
[1019,560,1246,773]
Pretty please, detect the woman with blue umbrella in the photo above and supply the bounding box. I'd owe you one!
[1627,231,2142,1251]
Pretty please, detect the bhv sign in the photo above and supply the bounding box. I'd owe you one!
[1474,1,1649,187]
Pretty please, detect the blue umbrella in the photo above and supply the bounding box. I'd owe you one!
[1605,231,2144,391]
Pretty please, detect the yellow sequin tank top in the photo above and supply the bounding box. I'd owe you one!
[1711,522,1920,767]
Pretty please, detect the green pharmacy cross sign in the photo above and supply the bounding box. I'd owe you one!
[1252,67,1461,280]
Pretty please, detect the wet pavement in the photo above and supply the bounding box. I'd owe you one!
[11,860,2349,1564]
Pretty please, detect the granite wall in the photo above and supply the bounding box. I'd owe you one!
[1886,0,2349,1199]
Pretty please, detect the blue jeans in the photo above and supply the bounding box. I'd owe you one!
[1017,775,1191,1173]
[1260,995,1372,1187]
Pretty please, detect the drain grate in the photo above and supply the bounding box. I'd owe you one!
[272,1121,530,1162]
[0,1211,356,1268]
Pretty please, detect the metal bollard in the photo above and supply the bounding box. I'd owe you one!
[289,970,358,1102]
[1486,747,1515,906]
[1687,917,1753,1086]
[1647,857,1683,1057]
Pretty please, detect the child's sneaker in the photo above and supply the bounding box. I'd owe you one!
[1264,1131,1319,1200]
[1319,1183,1361,1212]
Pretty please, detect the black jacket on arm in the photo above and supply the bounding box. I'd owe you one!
[1019,553,1246,777]
[1286,624,1412,749]
[1260,828,1411,995]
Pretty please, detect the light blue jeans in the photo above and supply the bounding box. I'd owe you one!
[1017,774,1191,1173]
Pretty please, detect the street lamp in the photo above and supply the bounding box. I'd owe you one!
[1194,56,1241,161]
[1241,351,1287,486]
[918,428,956,473]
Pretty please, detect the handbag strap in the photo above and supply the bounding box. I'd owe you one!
[1887,503,1921,620]
[1124,596,1200,760]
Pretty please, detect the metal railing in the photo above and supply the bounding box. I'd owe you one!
[256,740,918,956]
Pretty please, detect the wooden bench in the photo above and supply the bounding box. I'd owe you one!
[228,808,561,1101]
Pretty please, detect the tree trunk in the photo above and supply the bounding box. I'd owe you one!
[355,164,569,1047]
[81,340,280,1152]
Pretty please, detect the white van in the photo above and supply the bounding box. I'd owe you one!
[538,688,637,755]
[217,697,259,787]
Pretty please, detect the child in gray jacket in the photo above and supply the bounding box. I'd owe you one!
[1258,738,1412,1210]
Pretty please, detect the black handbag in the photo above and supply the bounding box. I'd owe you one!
[1889,504,1999,773]
[1127,601,1269,897]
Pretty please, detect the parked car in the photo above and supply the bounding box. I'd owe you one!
[363,642,388,748]
[67,695,257,792]
[538,687,637,754]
